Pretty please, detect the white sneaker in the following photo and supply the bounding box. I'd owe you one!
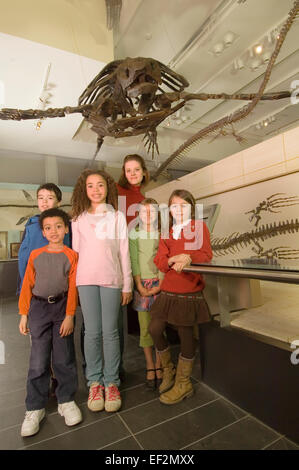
[58,401,82,426]
[88,382,105,412]
[105,384,121,412]
[21,409,45,437]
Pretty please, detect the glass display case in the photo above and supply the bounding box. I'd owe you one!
[185,259,299,350]
[187,258,299,282]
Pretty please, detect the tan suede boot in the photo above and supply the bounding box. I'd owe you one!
[159,354,194,405]
[158,347,176,394]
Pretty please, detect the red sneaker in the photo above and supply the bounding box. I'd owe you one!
[87,382,105,412]
[105,384,121,412]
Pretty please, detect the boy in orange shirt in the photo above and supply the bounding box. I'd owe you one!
[19,208,82,437]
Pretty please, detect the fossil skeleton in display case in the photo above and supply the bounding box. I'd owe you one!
[0,1,298,177]
[211,218,299,259]
[245,193,299,227]
[250,242,299,260]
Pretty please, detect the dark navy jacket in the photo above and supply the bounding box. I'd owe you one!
[17,215,71,294]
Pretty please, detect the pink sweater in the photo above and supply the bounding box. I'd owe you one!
[72,210,132,292]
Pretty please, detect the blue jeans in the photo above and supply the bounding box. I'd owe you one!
[80,305,125,373]
[78,285,121,387]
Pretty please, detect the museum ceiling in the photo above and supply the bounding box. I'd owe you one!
[0,0,298,179]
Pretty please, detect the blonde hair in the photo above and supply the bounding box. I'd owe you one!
[139,198,161,231]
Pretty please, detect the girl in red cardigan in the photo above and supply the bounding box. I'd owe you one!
[116,154,150,227]
[148,189,212,405]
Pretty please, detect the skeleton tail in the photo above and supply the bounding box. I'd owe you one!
[211,218,299,256]
[152,0,299,179]
[0,104,93,121]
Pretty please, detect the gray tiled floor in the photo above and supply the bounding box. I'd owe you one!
[0,296,298,451]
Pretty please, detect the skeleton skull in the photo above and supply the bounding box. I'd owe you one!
[116,57,162,99]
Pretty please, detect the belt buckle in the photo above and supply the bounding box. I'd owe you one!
[48,295,55,304]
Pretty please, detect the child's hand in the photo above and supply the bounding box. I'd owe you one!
[121,291,132,305]
[172,258,192,273]
[19,315,29,335]
[169,254,192,266]
[60,316,74,337]
[147,286,161,296]
[138,285,151,297]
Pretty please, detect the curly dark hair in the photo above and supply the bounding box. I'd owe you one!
[71,169,118,220]
[39,208,70,229]
[118,154,150,189]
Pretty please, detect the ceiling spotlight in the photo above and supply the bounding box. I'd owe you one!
[237,58,245,69]
[213,42,224,55]
[35,120,43,131]
[250,57,262,71]
[270,27,279,40]
[223,31,235,46]
[234,58,244,71]
[262,50,271,63]
[267,31,273,45]
[255,115,276,130]
[39,91,51,104]
[254,44,263,54]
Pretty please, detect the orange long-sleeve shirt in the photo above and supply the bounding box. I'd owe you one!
[18,245,78,316]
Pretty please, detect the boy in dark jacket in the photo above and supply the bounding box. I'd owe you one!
[18,183,71,292]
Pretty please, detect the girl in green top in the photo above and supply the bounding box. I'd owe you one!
[129,198,164,390]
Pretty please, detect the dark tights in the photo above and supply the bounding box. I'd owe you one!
[148,318,195,359]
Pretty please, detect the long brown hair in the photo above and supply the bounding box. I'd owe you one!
[118,154,150,189]
[71,169,118,220]
[168,189,196,228]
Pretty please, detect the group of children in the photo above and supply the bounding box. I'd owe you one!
[18,154,212,437]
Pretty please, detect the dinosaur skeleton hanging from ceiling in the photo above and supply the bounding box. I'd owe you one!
[0,0,298,179]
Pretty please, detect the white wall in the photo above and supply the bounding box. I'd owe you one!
[146,125,299,203]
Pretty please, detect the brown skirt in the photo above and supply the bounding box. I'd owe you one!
[149,290,211,327]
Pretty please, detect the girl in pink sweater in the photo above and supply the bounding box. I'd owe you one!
[71,170,132,413]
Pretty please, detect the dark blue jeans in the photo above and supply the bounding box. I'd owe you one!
[26,297,78,410]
